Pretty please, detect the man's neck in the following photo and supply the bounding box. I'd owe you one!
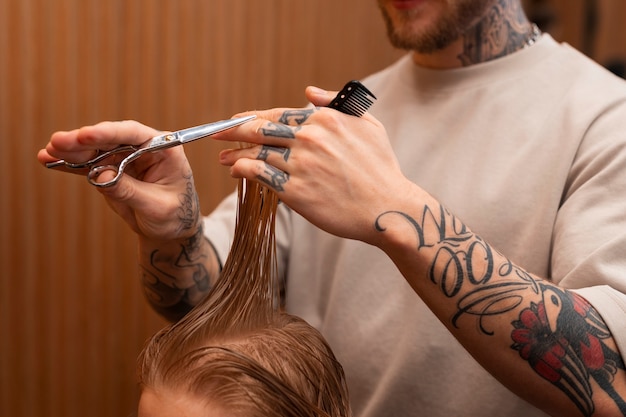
[413,1,534,69]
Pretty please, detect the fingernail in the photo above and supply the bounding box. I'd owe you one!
[308,86,327,96]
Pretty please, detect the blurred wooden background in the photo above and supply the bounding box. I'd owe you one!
[0,1,624,416]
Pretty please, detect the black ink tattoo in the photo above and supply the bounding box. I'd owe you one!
[142,225,212,321]
[177,174,200,232]
[141,175,213,321]
[375,205,626,414]
[278,108,315,125]
[458,0,531,66]
[260,122,298,139]
[141,267,190,320]
[258,145,291,162]
[376,208,536,333]
[257,162,289,192]
[259,108,314,139]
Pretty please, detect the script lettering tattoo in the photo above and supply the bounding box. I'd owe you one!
[459,0,531,65]
[375,206,626,414]
[257,162,289,192]
[258,145,291,162]
[177,173,200,232]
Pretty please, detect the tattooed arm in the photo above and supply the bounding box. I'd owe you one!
[139,226,219,322]
[138,176,221,322]
[214,89,626,417]
[39,120,221,322]
[373,191,626,417]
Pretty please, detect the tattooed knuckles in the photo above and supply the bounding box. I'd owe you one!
[228,106,394,241]
[258,121,300,140]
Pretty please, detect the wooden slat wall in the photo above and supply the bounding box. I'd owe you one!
[1,1,624,416]
[0,1,400,416]
[545,0,626,69]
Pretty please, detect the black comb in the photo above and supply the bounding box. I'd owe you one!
[327,80,377,117]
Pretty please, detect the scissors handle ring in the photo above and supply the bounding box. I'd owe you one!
[87,164,122,188]
[86,146,149,187]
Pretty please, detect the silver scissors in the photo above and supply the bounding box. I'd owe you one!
[46,115,256,188]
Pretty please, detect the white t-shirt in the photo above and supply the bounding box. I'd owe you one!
[204,34,626,417]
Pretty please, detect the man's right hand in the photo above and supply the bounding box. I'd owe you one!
[38,120,201,242]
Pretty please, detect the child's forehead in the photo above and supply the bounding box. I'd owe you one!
[138,388,227,417]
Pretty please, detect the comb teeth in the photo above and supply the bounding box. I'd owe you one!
[327,80,377,117]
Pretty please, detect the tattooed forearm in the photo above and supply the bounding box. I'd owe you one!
[512,286,626,415]
[375,207,537,328]
[142,225,214,321]
[375,204,626,415]
[140,174,217,322]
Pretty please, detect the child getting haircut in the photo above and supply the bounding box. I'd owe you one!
[137,178,352,417]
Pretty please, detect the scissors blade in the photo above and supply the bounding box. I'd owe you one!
[45,115,256,171]
[177,115,256,144]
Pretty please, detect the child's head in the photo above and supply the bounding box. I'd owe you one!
[137,182,352,416]
[139,314,350,417]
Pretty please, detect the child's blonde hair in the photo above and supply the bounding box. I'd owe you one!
[138,178,351,417]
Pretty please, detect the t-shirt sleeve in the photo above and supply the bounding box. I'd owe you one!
[572,286,626,361]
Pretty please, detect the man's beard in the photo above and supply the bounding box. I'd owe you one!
[380,8,460,53]
[378,0,496,53]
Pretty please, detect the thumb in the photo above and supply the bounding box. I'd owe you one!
[95,169,136,202]
[305,85,336,107]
